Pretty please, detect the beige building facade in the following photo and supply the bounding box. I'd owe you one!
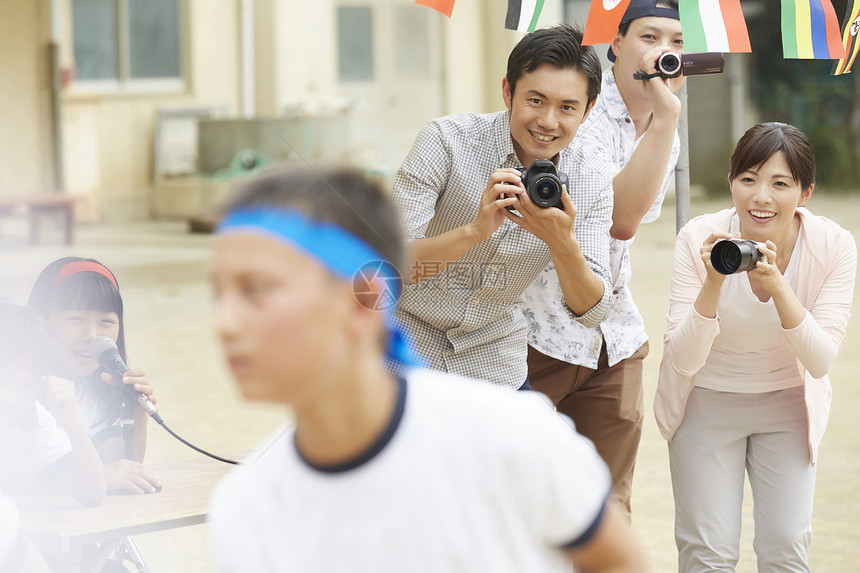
[2,0,749,225]
[0,0,566,223]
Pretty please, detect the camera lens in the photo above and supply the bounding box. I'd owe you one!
[537,183,554,200]
[710,239,763,275]
[528,175,562,208]
[657,52,682,78]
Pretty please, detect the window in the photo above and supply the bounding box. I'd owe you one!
[72,0,183,90]
[337,6,374,82]
[393,6,429,77]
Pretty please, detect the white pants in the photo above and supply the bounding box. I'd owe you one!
[668,386,815,573]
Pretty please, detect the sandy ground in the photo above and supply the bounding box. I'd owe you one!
[0,192,858,571]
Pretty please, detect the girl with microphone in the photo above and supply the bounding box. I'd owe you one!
[0,302,106,506]
[28,257,160,494]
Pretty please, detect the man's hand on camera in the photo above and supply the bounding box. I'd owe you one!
[640,46,683,119]
[470,168,523,241]
[505,184,577,251]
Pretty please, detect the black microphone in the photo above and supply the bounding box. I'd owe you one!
[90,336,162,423]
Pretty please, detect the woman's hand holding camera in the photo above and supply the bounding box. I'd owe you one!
[748,240,789,295]
[700,232,737,285]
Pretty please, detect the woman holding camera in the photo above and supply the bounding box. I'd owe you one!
[654,122,856,572]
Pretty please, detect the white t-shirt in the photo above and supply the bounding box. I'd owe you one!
[0,403,72,491]
[695,217,804,393]
[0,491,21,567]
[209,368,611,573]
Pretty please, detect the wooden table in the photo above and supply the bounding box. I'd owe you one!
[0,194,76,245]
[17,457,234,572]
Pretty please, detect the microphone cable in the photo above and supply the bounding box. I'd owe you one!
[92,336,240,465]
[153,417,238,465]
[127,390,238,465]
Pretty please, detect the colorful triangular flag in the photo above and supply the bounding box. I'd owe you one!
[582,0,633,45]
[780,0,847,59]
[832,0,860,74]
[415,0,455,18]
[679,0,751,53]
[506,0,546,33]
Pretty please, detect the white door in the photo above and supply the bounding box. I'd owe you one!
[336,0,445,176]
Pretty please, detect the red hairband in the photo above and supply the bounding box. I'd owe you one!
[52,261,118,289]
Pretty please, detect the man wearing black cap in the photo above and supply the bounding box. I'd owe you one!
[521,0,683,518]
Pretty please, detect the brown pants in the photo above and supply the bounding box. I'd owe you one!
[527,341,647,518]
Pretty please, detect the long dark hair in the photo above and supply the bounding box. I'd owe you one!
[27,257,127,363]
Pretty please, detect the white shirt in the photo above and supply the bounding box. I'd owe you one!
[0,403,71,491]
[0,492,22,570]
[521,68,680,367]
[209,369,612,573]
[694,216,804,393]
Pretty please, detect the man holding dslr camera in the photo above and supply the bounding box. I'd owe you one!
[521,0,684,517]
[392,24,614,390]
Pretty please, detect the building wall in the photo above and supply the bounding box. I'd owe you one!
[0,0,579,222]
[0,0,55,196]
[687,53,757,195]
[59,0,241,221]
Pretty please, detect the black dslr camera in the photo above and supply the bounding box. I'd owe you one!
[515,160,568,210]
[710,239,766,275]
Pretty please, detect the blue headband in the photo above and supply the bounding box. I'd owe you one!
[216,207,422,368]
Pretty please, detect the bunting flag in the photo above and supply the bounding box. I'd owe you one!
[780,0,847,59]
[582,0,633,45]
[415,0,455,18]
[506,0,546,33]
[832,0,860,74]
[678,0,751,53]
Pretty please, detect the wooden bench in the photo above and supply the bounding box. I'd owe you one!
[0,194,76,245]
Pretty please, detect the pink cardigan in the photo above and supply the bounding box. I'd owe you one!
[654,207,857,464]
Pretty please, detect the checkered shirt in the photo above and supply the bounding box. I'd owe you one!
[393,111,613,389]
[522,68,680,368]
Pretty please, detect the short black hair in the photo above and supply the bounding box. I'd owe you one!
[506,24,602,109]
[222,166,406,274]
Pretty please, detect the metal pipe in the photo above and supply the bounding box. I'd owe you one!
[674,82,690,234]
[241,0,256,118]
[49,0,65,193]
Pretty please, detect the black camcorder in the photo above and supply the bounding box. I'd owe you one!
[710,239,766,275]
[510,160,568,210]
[654,52,726,79]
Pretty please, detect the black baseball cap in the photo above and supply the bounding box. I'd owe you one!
[607,0,680,62]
